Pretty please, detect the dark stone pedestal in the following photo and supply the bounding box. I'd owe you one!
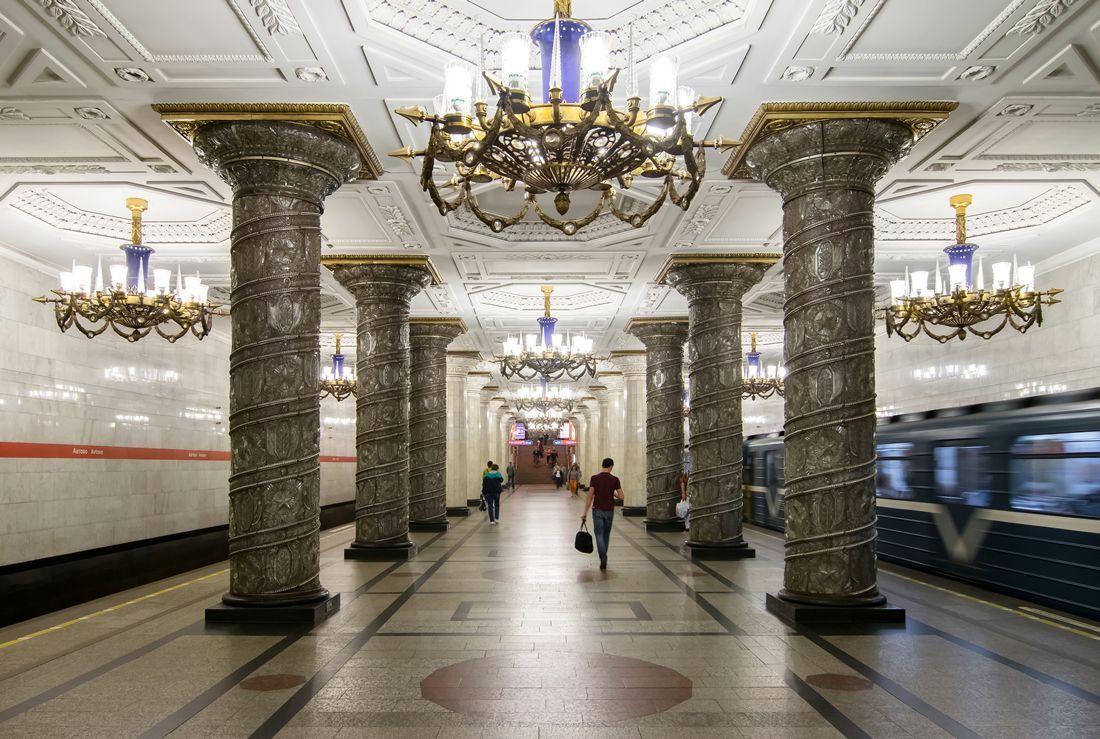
[613,498,623,507]
[409,520,448,532]
[466,498,482,507]
[205,593,340,626]
[447,506,471,517]
[645,518,685,533]
[765,592,906,625]
[622,506,647,517]
[344,543,419,561]
[682,542,755,561]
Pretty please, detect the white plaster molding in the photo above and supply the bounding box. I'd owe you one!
[1007,0,1079,36]
[250,0,303,35]
[809,0,865,36]
[36,0,107,38]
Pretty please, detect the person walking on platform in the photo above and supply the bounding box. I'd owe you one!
[552,463,564,489]
[581,458,625,570]
[482,463,504,525]
[506,460,515,489]
[567,463,581,496]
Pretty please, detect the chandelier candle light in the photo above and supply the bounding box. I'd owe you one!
[499,286,597,381]
[320,333,356,401]
[33,197,223,342]
[883,194,1063,343]
[742,332,785,400]
[389,0,731,235]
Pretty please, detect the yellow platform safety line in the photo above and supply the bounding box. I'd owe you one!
[881,569,1100,642]
[0,524,356,651]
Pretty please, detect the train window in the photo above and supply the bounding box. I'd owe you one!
[1010,432,1100,518]
[876,443,914,499]
[933,445,991,507]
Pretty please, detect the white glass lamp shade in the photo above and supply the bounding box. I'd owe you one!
[909,270,929,298]
[648,53,679,108]
[432,93,446,117]
[72,265,93,294]
[992,262,1012,290]
[890,278,908,302]
[677,85,696,134]
[59,271,75,292]
[184,276,202,303]
[1017,264,1035,292]
[322,366,333,381]
[579,31,611,88]
[153,268,171,294]
[779,366,788,380]
[443,60,475,115]
[109,264,127,290]
[947,263,968,291]
[500,33,531,91]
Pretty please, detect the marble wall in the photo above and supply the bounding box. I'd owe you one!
[0,252,355,567]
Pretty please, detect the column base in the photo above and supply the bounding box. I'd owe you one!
[466,498,482,507]
[344,542,419,561]
[613,498,623,507]
[765,592,906,625]
[621,506,647,517]
[645,518,685,533]
[409,520,448,532]
[681,541,755,561]
[206,593,340,626]
[446,506,471,517]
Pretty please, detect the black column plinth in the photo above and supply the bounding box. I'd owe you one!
[681,541,755,561]
[206,593,340,625]
[765,592,906,625]
[447,506,471,517]
[621,506,647,517]
[466,498,482,507]
[409,520,448,532]
[645,518,685,533]
[344,543,419,561]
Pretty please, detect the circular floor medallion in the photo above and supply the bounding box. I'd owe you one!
[805,673,873,691]
[239,673,306,691]
[421,652,691,721]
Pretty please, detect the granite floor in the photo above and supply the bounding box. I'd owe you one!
[0,485,1098,738]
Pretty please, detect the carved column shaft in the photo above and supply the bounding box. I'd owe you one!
[627,322,688,529]
[194,121,356,607]
[446,355,479,512]
[667,261,771,555]
[465,374,492,503]
[612,355,648,513]
[744,118,914,605]
[331,262,431,558]
[409,321,464,530]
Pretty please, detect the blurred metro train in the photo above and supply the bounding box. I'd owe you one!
[743,387,1100,621]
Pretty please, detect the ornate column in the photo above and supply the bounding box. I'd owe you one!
[465,373,492,505]
[488,397,507,472]
[446,354,481,515]
[185,116,363,623]
[663,255,779,560]
[408,318,466,532]
[601,373,627,487]
[572,413,588,481]
[732,102,955,622]
[326,256,436,561]
[610,353,647,516]
[625,321,688,532]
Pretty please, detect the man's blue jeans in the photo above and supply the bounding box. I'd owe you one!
[592,509,614,562]
[484,491,501,522]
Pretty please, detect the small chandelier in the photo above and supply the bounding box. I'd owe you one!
[527,419,566,435]
[498,286,596,381]
[883,194,1063,343]
[32,197,223,342]
[521,407,568,421]
[742,332,785,400]
[389,0,729,236]
[320,333,356,401]
[511,379,574,413]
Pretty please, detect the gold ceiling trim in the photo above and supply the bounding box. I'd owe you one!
[722,101,959,179]
[653,252,783,284]
[409,316,468,332]
[151,103,382,181]
[322,254,443,286]
[624,317,689,332]
[447,350,484,359]
[608,350,646,357]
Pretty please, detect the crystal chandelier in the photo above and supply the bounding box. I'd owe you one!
[527,419,566,435]
[32,197,223,343]
[883,194,1063,343]
[498,286,596,381]
[511,379,575,413]
[389,0,729,236]
[742,332,785,400]
[320,333,356,401]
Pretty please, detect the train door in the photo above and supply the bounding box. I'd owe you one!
[762,448,785,529]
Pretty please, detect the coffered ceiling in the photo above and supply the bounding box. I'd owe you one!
[1,0,1099,389]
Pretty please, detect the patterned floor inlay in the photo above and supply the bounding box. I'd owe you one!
[420,652,693,721]
[805,673,874,691]
[239,673,307,691]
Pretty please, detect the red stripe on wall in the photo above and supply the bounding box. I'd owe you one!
[0,442,356,463]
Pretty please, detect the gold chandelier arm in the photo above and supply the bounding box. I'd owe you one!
[609,178,670,227]
[667,142,705,210]
[424,168,467,216]
[531,189,609,233]
[465,183,532,230]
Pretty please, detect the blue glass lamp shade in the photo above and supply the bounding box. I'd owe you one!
[746,350,762,377]
[332,353,345,379]
[530,18,590,103]
[538,315,557,347]
[121,243,154,291]
[943,243,979,286]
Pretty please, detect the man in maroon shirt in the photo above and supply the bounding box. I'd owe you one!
[581,457,625,570]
